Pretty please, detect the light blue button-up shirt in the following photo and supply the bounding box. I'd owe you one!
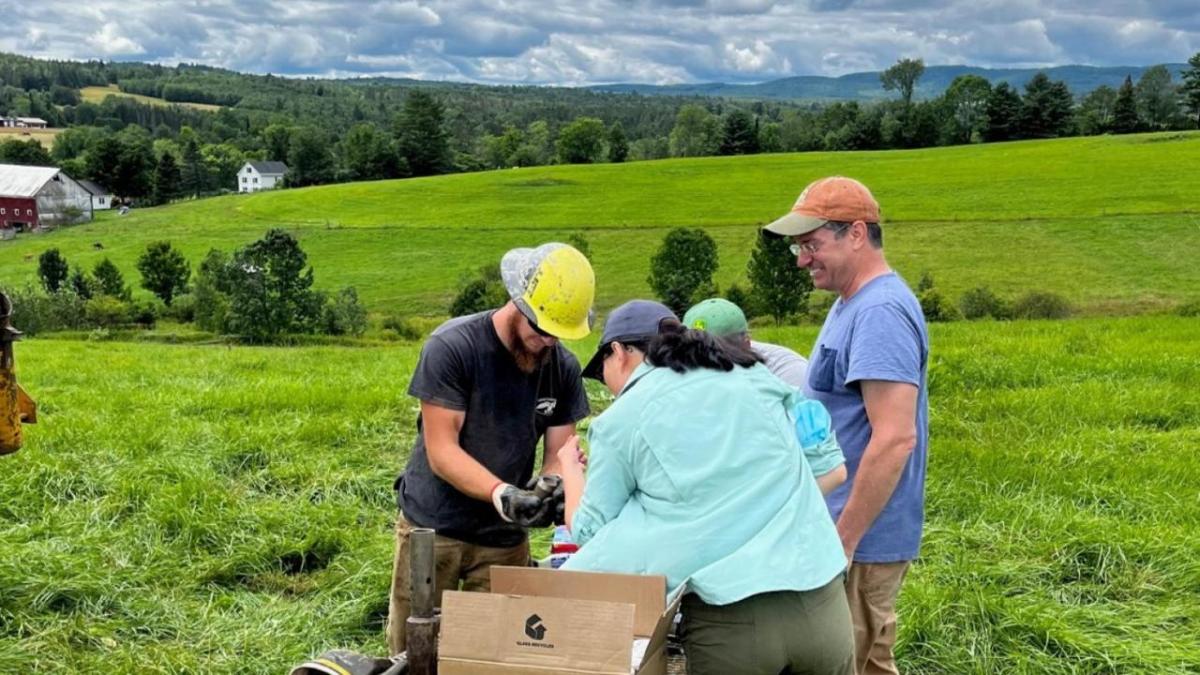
[563,361,847,605]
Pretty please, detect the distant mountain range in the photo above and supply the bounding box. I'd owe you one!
[588,64,1190,102]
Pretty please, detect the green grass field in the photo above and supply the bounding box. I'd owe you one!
[79,85,223,112]
[1,132,1198,315]
[1,316,1197,672]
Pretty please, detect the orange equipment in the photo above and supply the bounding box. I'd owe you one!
[1,292,36,455]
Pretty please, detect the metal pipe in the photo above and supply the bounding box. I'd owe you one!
[409,528,435,619]
[406,527,439,675]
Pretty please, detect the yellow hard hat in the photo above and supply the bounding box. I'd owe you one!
[500,243,595,340]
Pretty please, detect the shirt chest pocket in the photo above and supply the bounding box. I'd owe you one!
[809,345,839,392]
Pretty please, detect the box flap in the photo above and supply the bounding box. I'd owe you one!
[491,566,667,637]
[440,590,633,674]
[641,582,685,669]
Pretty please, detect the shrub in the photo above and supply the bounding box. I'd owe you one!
[724,283,758,320]
[164,293,196,322]
[192,249,231,333]
[84,296,130,328]
[919,288,962,322]
[382,315,424,341]
[566,233,592,260]
[959,286,1009,320]
[449,265,507,317]
[127,299,159,328]
[1,285,87,334]
[648,227,719,316]
[320,287,368,336]
[1011,291,1071,320]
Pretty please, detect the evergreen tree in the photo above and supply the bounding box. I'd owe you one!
[395,90,450,177]
[984,83,1023,141]
[1019,73,1074,138]
[137,241,190,305]
[152,152,182,205]
[719,110,760,155]
[1112,75,1141,134]
[179,135,208,197]
[607,122,628,163]
[37,248,69,293]
[1182,52,1200,128]
[747,233,811,325]
[92,258,130,300]
[68,267,94,300]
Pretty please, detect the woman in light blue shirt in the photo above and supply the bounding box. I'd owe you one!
[556,300,854,675]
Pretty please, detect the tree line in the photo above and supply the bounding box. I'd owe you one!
[2,52,1200,205]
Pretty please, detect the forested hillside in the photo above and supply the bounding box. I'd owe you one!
[2,52,1199,209]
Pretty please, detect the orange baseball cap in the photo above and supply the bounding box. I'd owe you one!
[763,176,881,237]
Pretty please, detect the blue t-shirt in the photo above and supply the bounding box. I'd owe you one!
[803,273,929,563]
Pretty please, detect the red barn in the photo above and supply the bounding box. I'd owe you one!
[0,164,93,233]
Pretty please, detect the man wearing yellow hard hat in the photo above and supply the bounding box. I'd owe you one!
[386,242,595,655]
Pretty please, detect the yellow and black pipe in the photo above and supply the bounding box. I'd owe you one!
[1,292,36,455]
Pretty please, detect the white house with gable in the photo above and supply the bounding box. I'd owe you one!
[238,161,288,193]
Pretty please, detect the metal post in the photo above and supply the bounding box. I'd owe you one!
[406,528,439,675]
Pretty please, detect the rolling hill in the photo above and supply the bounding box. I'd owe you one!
[2,131,1198,317]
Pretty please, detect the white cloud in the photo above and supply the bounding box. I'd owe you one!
[2,0,1197,84]
[88,22,147,56]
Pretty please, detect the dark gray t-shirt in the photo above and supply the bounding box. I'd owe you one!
[397,311,589,547]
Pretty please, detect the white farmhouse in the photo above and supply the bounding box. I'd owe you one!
[237,161,288,193]
[77,179,115,211]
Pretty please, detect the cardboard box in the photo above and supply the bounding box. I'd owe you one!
[439,566,681,675]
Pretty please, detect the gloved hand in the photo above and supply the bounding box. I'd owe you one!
[526,474,565,527]
[491,481,556,528]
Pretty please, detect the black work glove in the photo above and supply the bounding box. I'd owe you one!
[525,474,565,528]
[491,482,555,528]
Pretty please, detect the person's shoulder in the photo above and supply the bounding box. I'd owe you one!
[853,275,922,316]
[427,311,493,347]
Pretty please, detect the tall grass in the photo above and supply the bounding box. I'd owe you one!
[1,316,1197,672]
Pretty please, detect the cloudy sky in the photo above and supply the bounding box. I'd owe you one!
[2,1,1197,85]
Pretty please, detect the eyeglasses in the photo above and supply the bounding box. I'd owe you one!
[526,315,555,339]
[789,222,852,256]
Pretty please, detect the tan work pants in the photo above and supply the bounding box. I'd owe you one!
[845,561,910,675]
[385,515,530,655]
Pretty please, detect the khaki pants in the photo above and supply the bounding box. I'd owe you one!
[845,561,910,675]
[385,515,530,655]
[680,576,854,675]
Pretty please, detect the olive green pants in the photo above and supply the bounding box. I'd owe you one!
[680,576,854,675]
[385,515,529,655]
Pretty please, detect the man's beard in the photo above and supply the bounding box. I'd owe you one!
[508,312,552,374]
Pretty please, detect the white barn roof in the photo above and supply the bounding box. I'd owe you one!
[0,164,61,198]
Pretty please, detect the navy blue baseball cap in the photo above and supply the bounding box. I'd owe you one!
[581,300,678,381]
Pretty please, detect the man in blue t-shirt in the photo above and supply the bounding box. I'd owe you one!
[763,176,929,675]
